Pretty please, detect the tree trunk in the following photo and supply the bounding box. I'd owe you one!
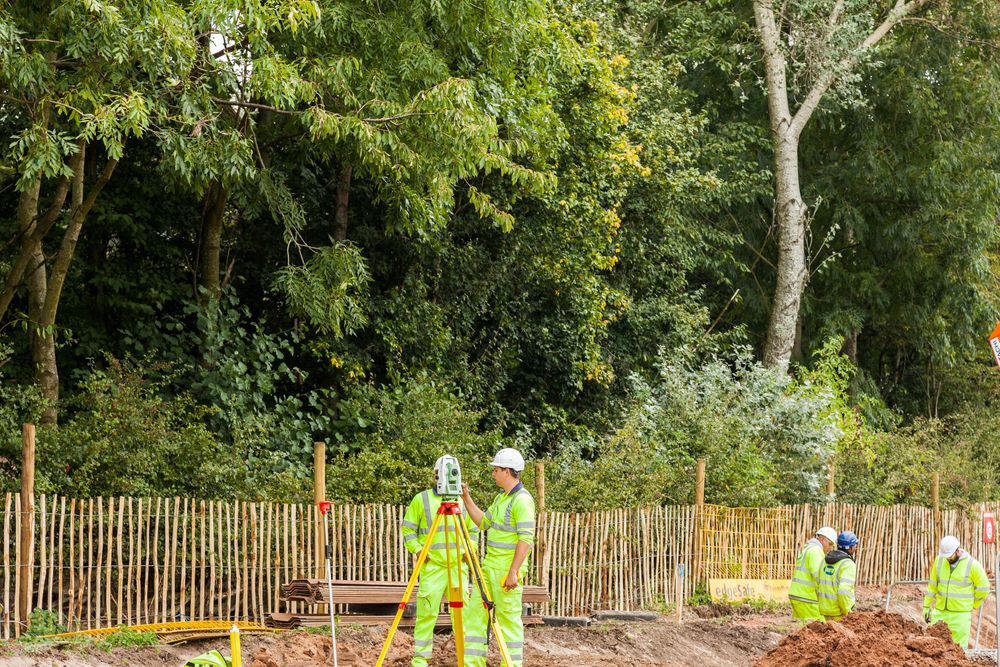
[754,0,807,373]
[752,0,930,372]
[840,328,858,365]
[16,169,58,425]
[333,163,352,243]
[199,182,228,304]
[24,141,118,427]
[762,137,808,373]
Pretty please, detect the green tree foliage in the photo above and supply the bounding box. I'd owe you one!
[2,0,1000,509]
[0,355,307,499]
[325,377,504,506]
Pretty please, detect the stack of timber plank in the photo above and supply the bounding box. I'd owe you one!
[267,579,549,630]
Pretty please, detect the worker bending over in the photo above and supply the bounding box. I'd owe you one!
[789,526,838,621]
[924,536,989,647]
[817,531,858,620]
[461,448,535,667]
[401,457,480,667]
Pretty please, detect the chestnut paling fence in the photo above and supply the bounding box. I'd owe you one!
[1,495,998,638]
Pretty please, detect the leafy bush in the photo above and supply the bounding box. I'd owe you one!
[0,355,308,501]
[25,608,65,636]
[541,343,845,509]
[94,626,159,650]
[835,412,1000,507]
[326,377,506,506]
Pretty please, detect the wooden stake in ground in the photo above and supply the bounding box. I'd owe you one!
[932,472,940,540]
[19,423,35,635]
[535,461,546,588]
[694,459,705,584]
[314,442,325,582]
[675,564,683,623]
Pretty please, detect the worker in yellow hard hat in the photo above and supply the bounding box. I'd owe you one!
[789,526,838,621]
[461,448,535,667]
[924,535,989,647]
[401,457,480,667]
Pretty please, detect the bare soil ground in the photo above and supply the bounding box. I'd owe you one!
[1,585,973,667]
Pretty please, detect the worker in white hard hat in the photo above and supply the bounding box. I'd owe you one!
[788,526,838,621]
[401,457,480,667]
[923,535,989,647]
[460,448,535,667]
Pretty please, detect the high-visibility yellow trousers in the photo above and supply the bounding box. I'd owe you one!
[412,563,467,667]
[791,599,824,621]
[823,614,844,622]
[463,566,525,667]
[931,607,973,648]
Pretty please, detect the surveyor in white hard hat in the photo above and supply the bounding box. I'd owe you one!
[400,457,480,667]
[461,448,535,667]
[923,535,989,647]
[788,526,838,621]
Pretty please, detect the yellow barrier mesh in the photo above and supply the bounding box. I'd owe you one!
[700,504,797,580]
[40,620,278,642]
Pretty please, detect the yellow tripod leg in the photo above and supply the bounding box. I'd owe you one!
[444,514,464,667]
[457,518,514,667]
[374,510,446,667]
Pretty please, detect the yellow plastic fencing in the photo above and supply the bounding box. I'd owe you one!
[40,620,278,644]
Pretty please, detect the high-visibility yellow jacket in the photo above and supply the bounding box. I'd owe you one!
[817,550,856,618]
[789,539,824,604]
[402,490,480,570]
[924,553,989,613]
[480,482,535,571]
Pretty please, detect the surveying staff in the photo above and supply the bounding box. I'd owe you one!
[923,536,990,648]
[817,531,858,621]
[789,526,838,621]
[461,448,535,667]
[401,457,481,667]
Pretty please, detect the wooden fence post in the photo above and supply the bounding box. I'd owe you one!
[827,464,835,497]
[314,442,326,581]
[535,461,546,588]
[695,460,705,506]
[694,459,705,586]
[18,424,35,636]
[932,472,940,539]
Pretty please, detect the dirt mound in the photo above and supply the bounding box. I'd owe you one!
[246,627,414,667]
[754,610,974,667]
[693,603,758,619]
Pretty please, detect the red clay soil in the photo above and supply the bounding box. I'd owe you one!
[754,611,975,667]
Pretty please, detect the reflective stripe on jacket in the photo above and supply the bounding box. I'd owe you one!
[924,553,989,613]
[788,539,824,603]
[817,557,856,618]
[481,484,535,571]
[402,490,480,570]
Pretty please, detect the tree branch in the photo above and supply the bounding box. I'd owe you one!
[212,98,296,115]
[41,149,119,327]
[789,0,932,140]
[0,148,82,323]
[899,16,1000,49]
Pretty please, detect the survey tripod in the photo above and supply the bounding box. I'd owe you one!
[374,498,514,667]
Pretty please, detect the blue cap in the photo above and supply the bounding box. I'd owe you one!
[838,530,859,550]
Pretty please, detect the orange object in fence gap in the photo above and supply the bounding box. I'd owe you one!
[990,321,1000,370]
[984,511,995,544]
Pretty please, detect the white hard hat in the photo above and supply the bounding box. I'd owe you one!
[816,527,838,544]
[489,448,525,472]
[939,535,961,558]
